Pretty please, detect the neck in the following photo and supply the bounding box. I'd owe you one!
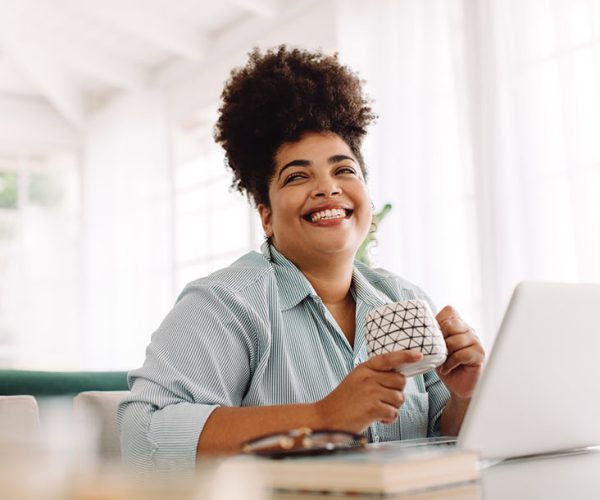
[297,254,355,304]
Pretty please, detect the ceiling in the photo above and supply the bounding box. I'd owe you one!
[0,0,316,128]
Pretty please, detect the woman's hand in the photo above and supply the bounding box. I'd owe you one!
[315,350,423,433]
[435,306,485,400]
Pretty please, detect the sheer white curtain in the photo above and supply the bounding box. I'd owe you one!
[474,0,600,334]
[336,0,600,342]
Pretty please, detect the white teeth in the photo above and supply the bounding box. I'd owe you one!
[310,208,347,222]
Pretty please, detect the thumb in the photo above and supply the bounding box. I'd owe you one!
[365,350,423,371]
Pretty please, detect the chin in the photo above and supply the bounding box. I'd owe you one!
[314,242,358,257]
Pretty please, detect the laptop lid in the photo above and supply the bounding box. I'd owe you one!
[457,282,600,459]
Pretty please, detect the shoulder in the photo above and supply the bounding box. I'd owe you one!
[155,251,274,350]
[177,250,275,306]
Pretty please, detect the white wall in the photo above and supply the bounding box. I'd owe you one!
[164,0,338,122]
[0,97,78,154]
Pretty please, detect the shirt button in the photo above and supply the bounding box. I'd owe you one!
[353,358,361,367]
[373,435,380,443]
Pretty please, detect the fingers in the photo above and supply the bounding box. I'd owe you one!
[377,402,401,424]
[439,339,485,375]
[436,306,470,338]
[357,362,410,424]
[444,332,477,353]
[376,371,408,391]
[374,391,404,424]
[436,305,459,325]
[326,350,425,431]
[435,306,485,376]
[376,385,405,407]
[365,349,423,371]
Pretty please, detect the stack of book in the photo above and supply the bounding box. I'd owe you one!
[223,441,480,496]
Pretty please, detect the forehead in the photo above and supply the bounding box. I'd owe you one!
[274,132,355,168]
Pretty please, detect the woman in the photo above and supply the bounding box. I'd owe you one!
[118,46,485,472]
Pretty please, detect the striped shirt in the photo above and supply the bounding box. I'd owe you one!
[118,242,450,472]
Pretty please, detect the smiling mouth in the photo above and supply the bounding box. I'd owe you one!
[302,208,353,223]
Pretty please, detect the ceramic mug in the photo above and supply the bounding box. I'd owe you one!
[364,299,447,377]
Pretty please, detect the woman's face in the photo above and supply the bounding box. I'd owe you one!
[258,132,372,266]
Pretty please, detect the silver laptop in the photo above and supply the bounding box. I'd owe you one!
[453,282,600,459]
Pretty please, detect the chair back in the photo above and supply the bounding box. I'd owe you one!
[0,395,40,432]
[73,390,130,461]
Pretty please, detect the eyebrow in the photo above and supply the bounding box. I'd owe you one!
[277,155,357,180]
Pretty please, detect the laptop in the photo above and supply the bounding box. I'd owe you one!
[400,282,600,460]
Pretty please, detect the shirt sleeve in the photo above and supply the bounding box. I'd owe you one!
[117,283,257,472]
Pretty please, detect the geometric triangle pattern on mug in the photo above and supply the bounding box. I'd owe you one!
[365,300,446,358]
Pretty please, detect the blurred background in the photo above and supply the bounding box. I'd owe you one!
[0,0,598,371]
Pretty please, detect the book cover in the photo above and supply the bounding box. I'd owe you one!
[223,441,480,495]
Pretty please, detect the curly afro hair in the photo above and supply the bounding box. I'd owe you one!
[214,45,376,206]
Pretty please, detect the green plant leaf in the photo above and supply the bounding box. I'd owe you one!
[356,203,392,266]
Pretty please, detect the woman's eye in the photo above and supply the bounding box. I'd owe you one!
[336,166,357,175]
[283,172,306,185]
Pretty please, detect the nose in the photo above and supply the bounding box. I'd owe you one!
[311,176,341,199]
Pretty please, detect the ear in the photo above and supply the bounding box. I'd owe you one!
[257,203,273,238]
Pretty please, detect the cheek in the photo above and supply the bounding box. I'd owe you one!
[349,184,371,212]
[283,186,308,208]
[269,192,302,226]
[354,188,374,231]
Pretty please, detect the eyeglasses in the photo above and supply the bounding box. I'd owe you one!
[241,427,367,458]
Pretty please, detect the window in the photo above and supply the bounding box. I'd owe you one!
[0,152,80,368]
[171,107,262,292]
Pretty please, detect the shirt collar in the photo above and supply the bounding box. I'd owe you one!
[262,240,390,311]
[261,241,317,311]
[351,264,390,308]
